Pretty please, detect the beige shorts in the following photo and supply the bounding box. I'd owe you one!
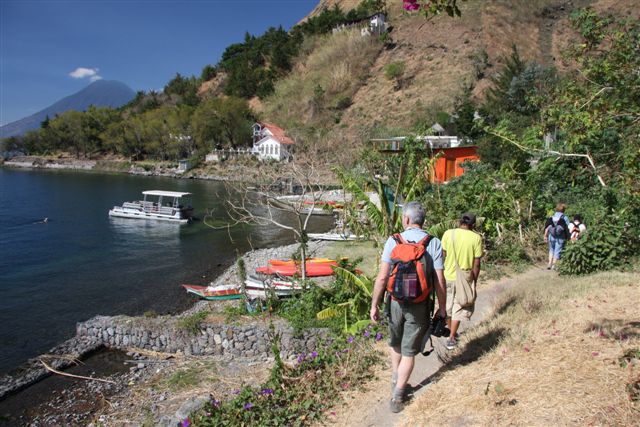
[446,280,474,321]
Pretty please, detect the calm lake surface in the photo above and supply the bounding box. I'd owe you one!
[0,167,332,374]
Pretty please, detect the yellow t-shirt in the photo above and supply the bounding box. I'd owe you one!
[441,228,483,281]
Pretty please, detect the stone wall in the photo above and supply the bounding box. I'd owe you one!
[76,315,328,360]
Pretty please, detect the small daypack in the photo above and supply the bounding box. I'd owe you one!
[549,213,567,239]
[570,222,582,241]
[386,233,433,303]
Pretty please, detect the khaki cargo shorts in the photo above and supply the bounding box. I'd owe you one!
[388,299,430,357]
[446,280,474,321]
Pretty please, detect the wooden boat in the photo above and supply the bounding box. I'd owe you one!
[181,284,241,300]
[268,257,336,267]
[109,190,194,224]
[255,263,335,277]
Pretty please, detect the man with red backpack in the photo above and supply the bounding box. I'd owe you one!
[370,201,447,413]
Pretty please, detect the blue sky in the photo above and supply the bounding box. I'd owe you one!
[0,0,318,125]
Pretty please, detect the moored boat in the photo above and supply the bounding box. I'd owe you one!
[109,190,194,224]
[268,257,336,266]
[181,284,241,300]
[244,276,302,298]
[307,232,362,241]
[256,263,335,277]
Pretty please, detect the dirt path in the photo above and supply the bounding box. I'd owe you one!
[323,266,551,427]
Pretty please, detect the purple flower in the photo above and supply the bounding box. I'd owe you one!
[260,388,274,396]
[297,352,306,364]
[347,336,354,344]
[211,399,221,408]
[244,402,253,410]
[342,348,349,353]
[375,332,383,341]
[309,351,318,360]
[181,418,191,427]
[363,330,371,338]
[232,389,240,395]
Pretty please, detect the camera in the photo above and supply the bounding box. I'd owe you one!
[428,314,450,338]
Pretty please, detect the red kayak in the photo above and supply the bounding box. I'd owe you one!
[268,258,336,267]
[256,263,336,277]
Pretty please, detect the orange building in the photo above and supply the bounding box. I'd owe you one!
[431,145,479,183]
[372,136,480,184]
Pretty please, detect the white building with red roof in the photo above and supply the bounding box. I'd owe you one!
[251,122,294,161]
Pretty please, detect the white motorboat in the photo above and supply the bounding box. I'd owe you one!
[108,190,194,224]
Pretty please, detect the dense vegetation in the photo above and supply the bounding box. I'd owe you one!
[338,9,639,276]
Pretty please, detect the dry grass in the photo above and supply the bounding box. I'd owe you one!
[262,30,382,130]
[401,270,640,426]
[274,0,640,158]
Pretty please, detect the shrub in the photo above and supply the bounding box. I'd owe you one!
[559,222,635,275]
[384,61,405,81]
[335,96,352,110]
[189,328,383,426]
[178,311,209,334]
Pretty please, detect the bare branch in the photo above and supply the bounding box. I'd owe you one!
[487,129,607,187]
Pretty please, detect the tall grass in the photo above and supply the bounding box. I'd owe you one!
[261,29,382,143]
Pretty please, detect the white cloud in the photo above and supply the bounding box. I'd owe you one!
[69,67,102,81]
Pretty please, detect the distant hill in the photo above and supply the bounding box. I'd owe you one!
[0,80,136,138]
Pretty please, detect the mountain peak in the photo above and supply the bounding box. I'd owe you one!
[1,80,136,138]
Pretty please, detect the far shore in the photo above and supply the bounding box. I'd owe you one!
[1,154,340,185]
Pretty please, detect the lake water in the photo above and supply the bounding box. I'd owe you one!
[0,167,332,374]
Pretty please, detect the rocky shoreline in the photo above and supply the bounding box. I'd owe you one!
[3,155,259,182]
[0,240,332,425]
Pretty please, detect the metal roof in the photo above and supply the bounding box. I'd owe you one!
[142,190,192,198]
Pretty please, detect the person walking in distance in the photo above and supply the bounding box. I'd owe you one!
[441,213,482,350]
[370,201,447,413]
[544,203,570,270]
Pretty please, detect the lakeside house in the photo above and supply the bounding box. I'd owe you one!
[251,122,294,162]
[371,124,479,183]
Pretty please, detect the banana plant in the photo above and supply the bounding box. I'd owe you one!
[334,138,437,245]
[316,267,374,334]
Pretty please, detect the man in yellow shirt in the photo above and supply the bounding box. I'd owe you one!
[441,212,483,350]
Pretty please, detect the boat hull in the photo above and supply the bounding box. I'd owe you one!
[268,257,335,267]
[307,233,362,241]
[255,263,335,277]
[182,284,241,300]
[109,207,190,224]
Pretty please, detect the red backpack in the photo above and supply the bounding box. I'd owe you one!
[386,233,433,303]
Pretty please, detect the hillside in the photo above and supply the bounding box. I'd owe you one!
[254,0,638,159]
[0,80,135,138]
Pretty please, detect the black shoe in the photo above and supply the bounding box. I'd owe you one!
[389,397,404,413]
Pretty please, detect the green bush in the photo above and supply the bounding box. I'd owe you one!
[384,61,405,81]
[189,329,383,426]
[178,311,209,334]
[559,223,634,275]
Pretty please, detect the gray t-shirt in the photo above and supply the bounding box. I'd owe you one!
[381,228,444,271]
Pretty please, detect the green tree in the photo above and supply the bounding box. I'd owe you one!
[191,97,254,149]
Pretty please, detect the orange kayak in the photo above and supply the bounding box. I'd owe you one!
[268,257,336,267]
[256,263,336,277]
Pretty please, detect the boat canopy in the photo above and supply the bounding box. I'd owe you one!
[142,190,191,198]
